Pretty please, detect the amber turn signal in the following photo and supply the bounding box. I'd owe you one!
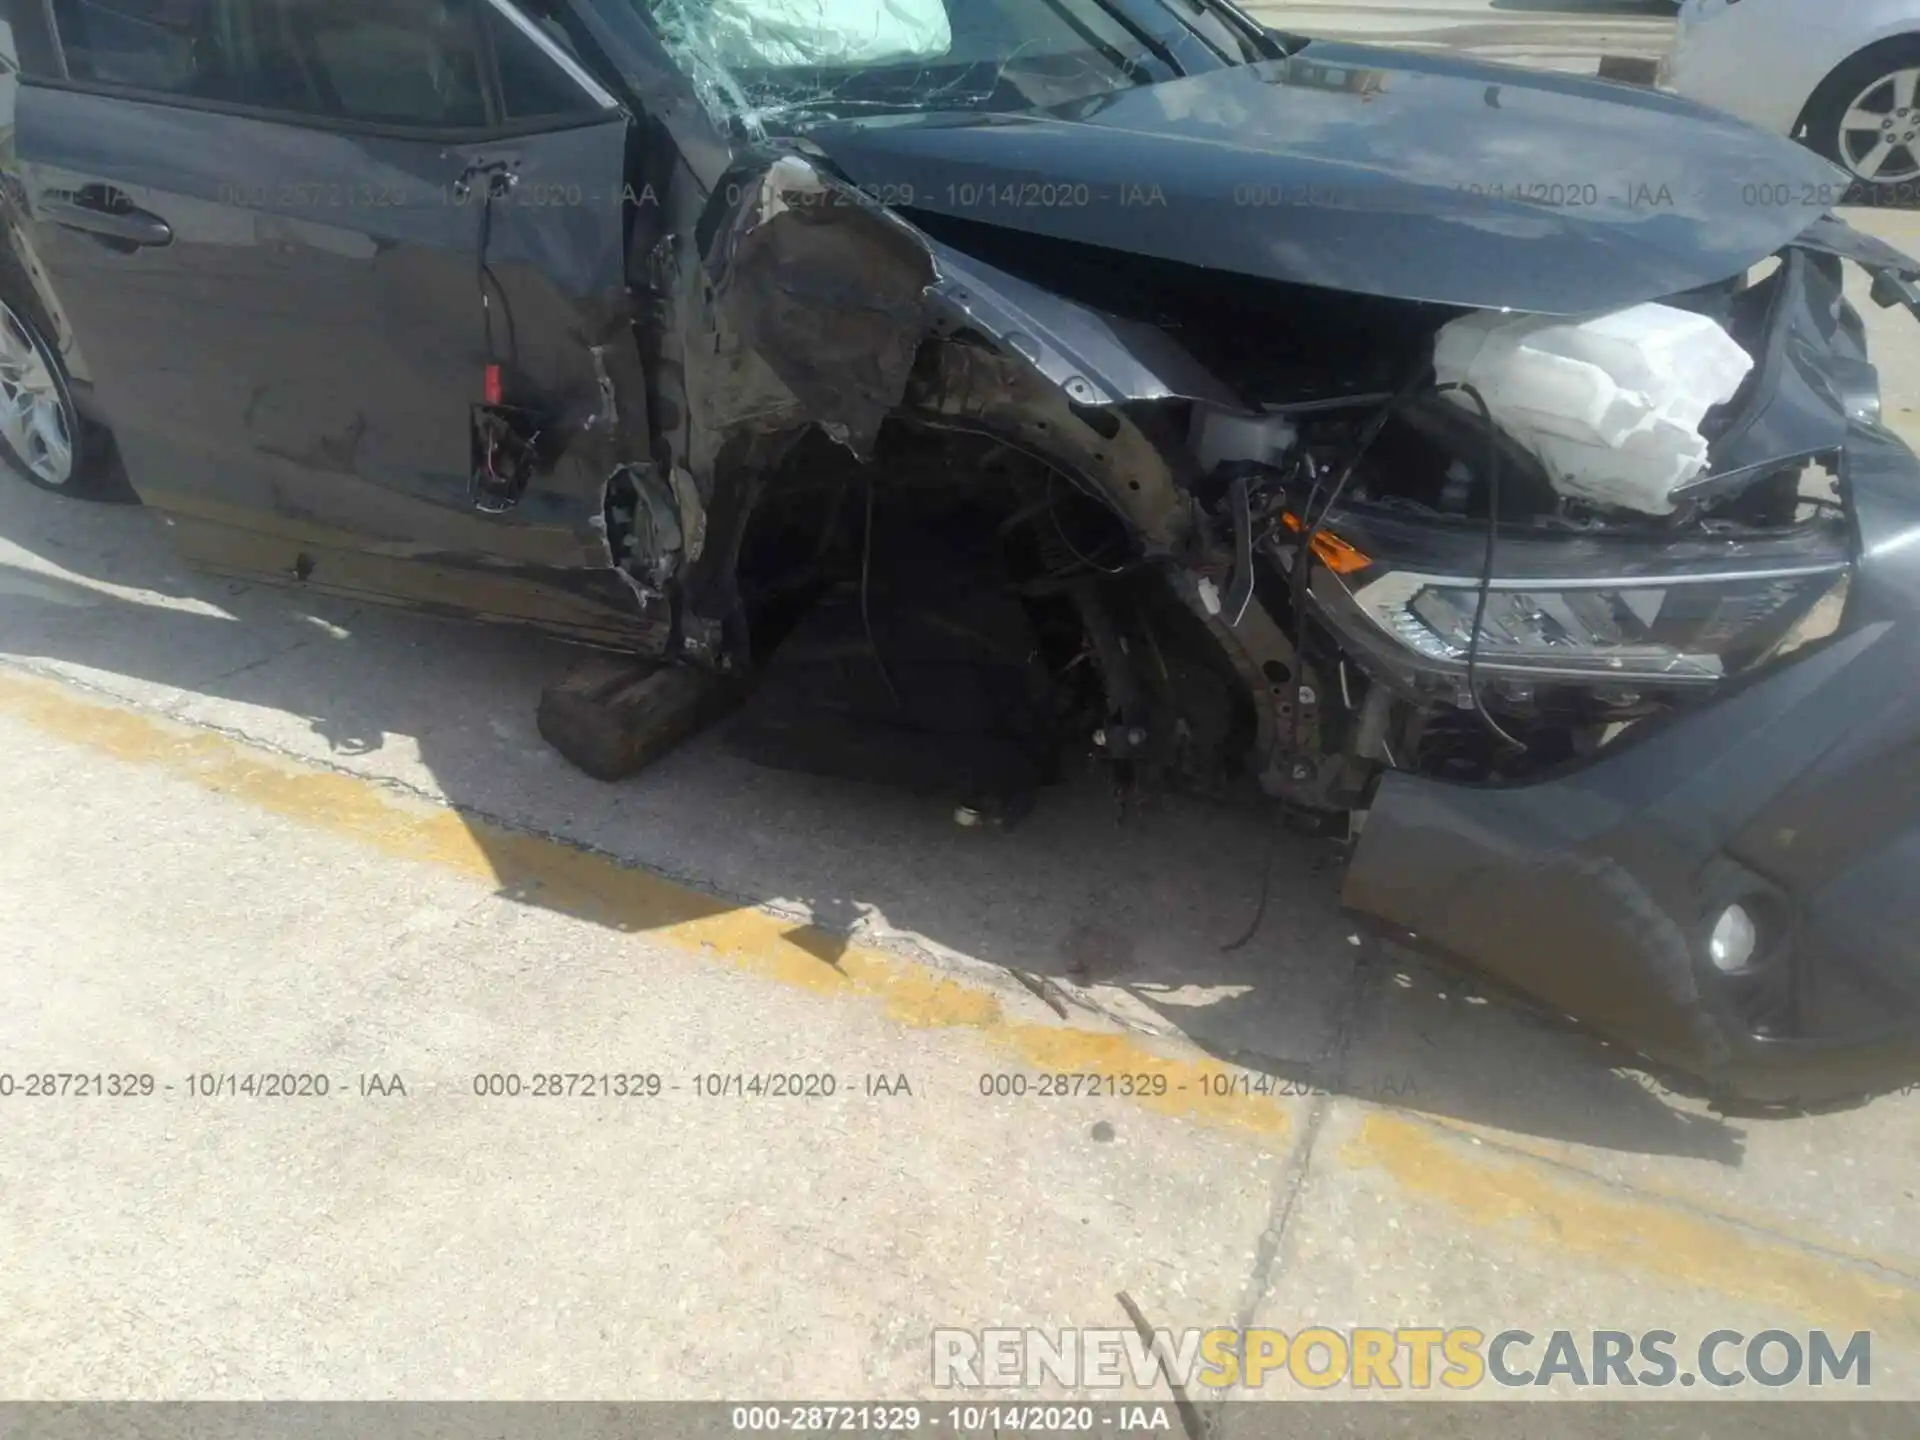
[1281,511,1372,574]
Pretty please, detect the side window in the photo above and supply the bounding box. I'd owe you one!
[49,0,231,95]
[238,0,489,128]
[482,5,605,121]
[48,0,604,128]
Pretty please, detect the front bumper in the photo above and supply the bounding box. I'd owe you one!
[1343,219,1920,1103]
[1345,612,1920,1103]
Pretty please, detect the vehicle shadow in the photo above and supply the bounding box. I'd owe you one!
[3,478,1872,1170]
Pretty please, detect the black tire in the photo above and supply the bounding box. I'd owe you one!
[0,279,116,498]
[1802,36,1920,208]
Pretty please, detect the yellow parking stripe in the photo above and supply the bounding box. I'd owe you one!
[12,661,1920,1338]
[1345,1113,1920,1339]
[0,667,1291,1138]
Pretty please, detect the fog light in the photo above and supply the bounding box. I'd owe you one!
[1708,903,1758,973]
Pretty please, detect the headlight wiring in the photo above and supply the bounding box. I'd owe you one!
[1434,380,1528,754]
[1284,363,1432,754]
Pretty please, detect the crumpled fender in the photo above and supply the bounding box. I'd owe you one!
[698,152,937,456]
[689,148,1246,551]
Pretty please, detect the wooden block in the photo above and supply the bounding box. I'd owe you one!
[537,655,738,782]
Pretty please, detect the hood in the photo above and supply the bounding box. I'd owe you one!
[804,41,1844,315]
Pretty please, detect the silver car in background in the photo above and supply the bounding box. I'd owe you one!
[1665,0,1920,203]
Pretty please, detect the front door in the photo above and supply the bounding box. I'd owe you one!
[10,0,660,646]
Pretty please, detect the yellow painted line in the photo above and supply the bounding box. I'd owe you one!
[1344,1112,1920,1339]
[1421,1113,1920,1288]
[0,668,1290,1138]
[16,664,1920,1330]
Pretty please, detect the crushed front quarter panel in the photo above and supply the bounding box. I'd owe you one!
[697,152,937,458]
[683,149,1221,556]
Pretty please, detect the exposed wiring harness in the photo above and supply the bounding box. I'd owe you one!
[861,470,905,712]
[467,160,531,511]
[1220,821,1277,952]
[1225,372,1427,953]
[1046,471,1134,577]
[1229,372,1523,952]
[1278,368,1527,769]
[1433,380,1528,754]
[469,162,520,370]
[1282,364,1433,751]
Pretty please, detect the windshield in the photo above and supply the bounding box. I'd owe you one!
[636,0,1268,132]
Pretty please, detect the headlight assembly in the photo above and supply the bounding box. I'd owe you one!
[1323,565,1851,688]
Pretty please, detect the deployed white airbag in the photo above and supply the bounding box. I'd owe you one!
[1432,303,1755,515]
[693,0,953,69]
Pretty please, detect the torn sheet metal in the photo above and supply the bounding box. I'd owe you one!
[687,150,1216,555]
[900,334,1194,554]
[922,241,1243,410]
[604,463,686,601]
[699,153,935,457]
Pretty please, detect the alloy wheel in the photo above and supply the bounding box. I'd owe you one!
[0,298,73,488]
[1837,67,1920,184]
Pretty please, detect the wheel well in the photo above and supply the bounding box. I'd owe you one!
[725,420,1259,797]
[0,223,118,436]
[0,246,124,496]
[731,422,1141,659]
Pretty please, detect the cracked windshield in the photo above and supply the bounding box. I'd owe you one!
[641,0,1260,128]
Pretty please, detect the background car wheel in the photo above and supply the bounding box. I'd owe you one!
[1803,37,1920,206]
[0,288,113,497]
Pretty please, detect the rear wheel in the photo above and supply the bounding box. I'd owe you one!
[1803,38,1920,206]
[0,290,113,497]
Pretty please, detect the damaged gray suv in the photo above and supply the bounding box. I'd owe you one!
[6,0,1920,1103]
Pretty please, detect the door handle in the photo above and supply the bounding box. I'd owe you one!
[40,188,174,249]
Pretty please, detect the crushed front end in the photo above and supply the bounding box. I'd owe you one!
[663,152,1920,1098]
[598,0,1920,1098]
[1316,219,1920,1103]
